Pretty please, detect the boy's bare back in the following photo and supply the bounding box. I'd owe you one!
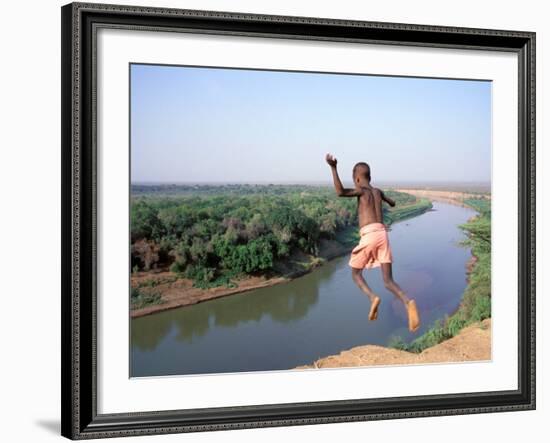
[356,186,384,228]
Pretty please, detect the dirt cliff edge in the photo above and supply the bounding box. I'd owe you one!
[296,318,491,369]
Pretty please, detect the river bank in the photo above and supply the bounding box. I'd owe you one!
[392,195,491,352]
[131,196,432,318]
[295,318,491,369]
[394,188,489,208]
[131,237,350,318]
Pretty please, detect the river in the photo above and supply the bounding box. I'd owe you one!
[131,201,477,377]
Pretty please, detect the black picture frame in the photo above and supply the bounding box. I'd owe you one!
[61,2,536,439]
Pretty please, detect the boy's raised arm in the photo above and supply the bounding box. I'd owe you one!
[325,153,362,197]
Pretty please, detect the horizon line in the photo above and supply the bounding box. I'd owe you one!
[131,180,492,186]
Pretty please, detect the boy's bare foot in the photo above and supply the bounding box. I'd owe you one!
[407,300,420,332]
[369,296,381,321]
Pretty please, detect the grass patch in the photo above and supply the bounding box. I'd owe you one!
[130,287,165,310]
[189,274,239,290]
[385,198,433,225]
[137,276,178,288]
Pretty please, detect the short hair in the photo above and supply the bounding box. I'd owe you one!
[353,162,371,181]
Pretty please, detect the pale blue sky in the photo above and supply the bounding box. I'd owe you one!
[130,64,491,185]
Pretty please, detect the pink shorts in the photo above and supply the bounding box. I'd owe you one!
[349,222,393,269]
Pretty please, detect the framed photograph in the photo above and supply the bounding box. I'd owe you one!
[61,2,536,439]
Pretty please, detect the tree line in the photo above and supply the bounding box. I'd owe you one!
[131,185,420,288]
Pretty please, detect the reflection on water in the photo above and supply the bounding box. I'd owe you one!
[132,276,323,351]
[131,202,477,377]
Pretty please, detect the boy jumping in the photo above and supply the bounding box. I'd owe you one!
[325,153,420,332]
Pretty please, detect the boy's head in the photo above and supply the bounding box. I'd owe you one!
[353,162,371,183]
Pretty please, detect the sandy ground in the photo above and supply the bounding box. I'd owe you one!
[131,271,290,318]
[394,189,488,207]
[295,318,491,369]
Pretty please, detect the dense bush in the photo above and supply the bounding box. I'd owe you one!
[130,184,429,287]
[130,287,164,310]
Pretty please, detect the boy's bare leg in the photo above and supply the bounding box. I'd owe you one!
[381,263,420,332]
[351,267,381,320]
[380,263,409,304]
